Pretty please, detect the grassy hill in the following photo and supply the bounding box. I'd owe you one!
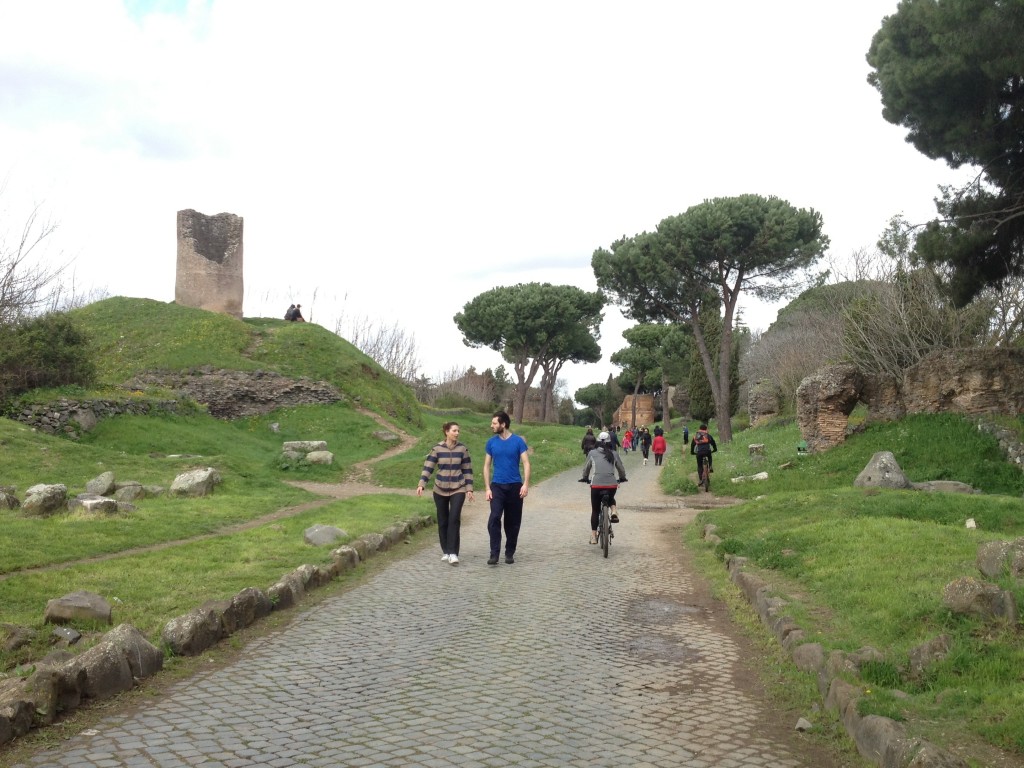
[70,297,423,426]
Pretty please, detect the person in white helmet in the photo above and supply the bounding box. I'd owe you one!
[580,430,627,544]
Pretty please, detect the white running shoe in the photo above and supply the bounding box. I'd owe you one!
[643,458,648,466]
[441,553,450,562]
[448,554,459,565]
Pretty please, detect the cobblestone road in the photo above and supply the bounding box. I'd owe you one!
[11,453,837,768]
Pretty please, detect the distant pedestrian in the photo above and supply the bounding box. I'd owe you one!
[417,421,474,566]
[682,424,689,445]
[284,304,296,320]
[609,427,620,451]
[652,432,667,465]
[623,429,633,452]
[483,411,531,565]
[290,304,306,322]
[580,427,598,456]
[639,427,653,465]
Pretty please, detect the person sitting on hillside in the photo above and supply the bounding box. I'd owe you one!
[289,304,306,322]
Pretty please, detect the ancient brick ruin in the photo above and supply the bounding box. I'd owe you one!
[797,349,1024,451]
[612,394,656,428]
[175,209,244,319]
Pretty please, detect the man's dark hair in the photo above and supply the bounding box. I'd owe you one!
[699,423,708,430]
[492,411,511,429]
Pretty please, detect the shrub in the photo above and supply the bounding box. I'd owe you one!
[0,313,96,405]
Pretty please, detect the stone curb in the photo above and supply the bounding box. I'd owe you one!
[704,529,970,768]
[0,513,434,748]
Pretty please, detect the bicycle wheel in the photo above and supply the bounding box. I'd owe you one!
[701,459,711,493]
[599,502,610,558]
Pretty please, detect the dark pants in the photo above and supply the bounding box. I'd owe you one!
[695,452,713,476]
[654,452,664,466]
[488,482,524,556]
[590,487,617,531]
[641,445,650,458]
[433,492,466,556]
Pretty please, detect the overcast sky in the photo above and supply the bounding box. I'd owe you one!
[1,0,975,402]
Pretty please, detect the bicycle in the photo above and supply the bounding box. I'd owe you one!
[697,453,711,493]
[580,478,626,558]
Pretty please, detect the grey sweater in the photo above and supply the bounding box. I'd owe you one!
[582,447,626,488]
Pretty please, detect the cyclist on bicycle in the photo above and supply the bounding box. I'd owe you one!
[581,431,627,545]
[689,423,718,481]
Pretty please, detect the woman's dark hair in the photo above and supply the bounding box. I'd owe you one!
[442,421,460,435]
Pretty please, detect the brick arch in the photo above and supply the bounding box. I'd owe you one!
[795,364,865,452]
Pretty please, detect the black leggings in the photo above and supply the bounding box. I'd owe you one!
[433,492,466,555]
[590,487,617,530]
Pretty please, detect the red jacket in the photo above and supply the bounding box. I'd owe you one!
[652,435,667,454]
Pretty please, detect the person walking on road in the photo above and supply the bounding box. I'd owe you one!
[652,431,667,466]
[639,427,653,465]
[483,410,531,565]
[580,427,598,456]
[417,421,474,565]
[581,431,627,543]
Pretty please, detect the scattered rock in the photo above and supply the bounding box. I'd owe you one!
[85,471,116,496]
[854,451,911,490]
[170,467,222,497]
[304,524,347,546]
[22,484,68,516]
[942,577,1017,622]
[44,591,113,626]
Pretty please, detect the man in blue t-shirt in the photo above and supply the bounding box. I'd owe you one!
[483,410,531,565]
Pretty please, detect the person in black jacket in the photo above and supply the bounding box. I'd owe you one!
[580,427,598,455]
[689,423,718,478]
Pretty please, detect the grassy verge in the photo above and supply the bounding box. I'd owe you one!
[671,414,1024,760]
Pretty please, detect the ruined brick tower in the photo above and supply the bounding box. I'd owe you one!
[175,209,244,319]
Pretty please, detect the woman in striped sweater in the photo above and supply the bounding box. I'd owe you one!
[416,421,475,565]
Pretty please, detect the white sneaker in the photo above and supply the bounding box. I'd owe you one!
[643,458,648,466]
[448,554,459,565]
[441,553,450,562]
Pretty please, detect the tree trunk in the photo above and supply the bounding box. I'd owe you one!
[661,371,671,429]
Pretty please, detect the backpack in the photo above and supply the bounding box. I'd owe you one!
[694,431,710,449]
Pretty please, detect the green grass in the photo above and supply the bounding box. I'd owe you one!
[674,413,1024,758]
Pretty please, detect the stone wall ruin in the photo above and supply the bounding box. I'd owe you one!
[797,348,1024,451]
[175,209,244,319]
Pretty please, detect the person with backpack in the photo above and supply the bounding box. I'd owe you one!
[689,423,717,479]
[284,304,296,320]
[580,427,598,455]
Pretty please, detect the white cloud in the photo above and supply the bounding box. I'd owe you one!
[0,0,974,402]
